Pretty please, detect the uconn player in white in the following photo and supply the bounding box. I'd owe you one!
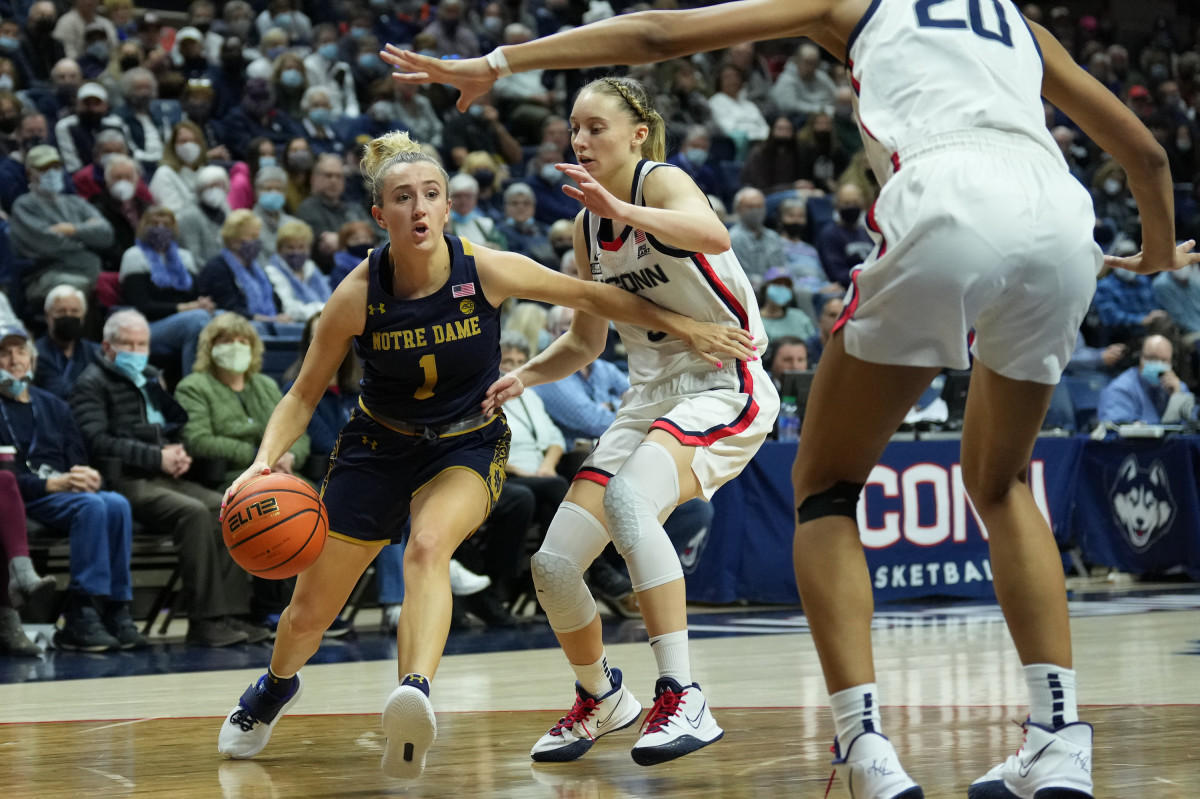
[488,76,777,767]
[387,2,1200,797]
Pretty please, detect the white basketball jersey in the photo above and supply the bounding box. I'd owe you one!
[584,160,767,385]
[847,0,1060,184]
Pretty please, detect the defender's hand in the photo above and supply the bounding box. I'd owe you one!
[1104,239,1200,275]
[381,45,497,112]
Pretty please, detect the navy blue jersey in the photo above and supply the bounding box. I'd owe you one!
[354,236,502,425]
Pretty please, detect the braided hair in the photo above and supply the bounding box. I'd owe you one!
[584,76,666,163]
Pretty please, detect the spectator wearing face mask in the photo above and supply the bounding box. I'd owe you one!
[149,121,209,215]
[254,0,312,44]
[0,111,57,213]
[271,52,309,124]
[280,135,314,212]
[1153,264,1200,348]
[76,22,111,80]
[423,0,480,58]
[757,267,817,343]
[1093,264,1175,346]
[448,172,506,249]
[298,87,349,157]
[18,3,66,87]
[1089,160,1140,241]
[297,153,371,262]
[667,125,728,205]
[251,165,301,256]
[389,81,443,153]
[33,284,102,399]
[303,23,358,117]
[113,68,168,171]
[770,42,837,118]
[806,292,845,368]
[775,197,828,290]
[71,128,138,202]
[328,220,376,290]
[1098,334,1195,424]
[220,78,305,164]
[227,136,276,211]
[741,115,812,196]
[526,141,581,226]
[443,90,523,169]
[728,187,785,286]
[264,220,329,323]
[52,0,118,62]
[89,152,153,269]
[816,182,873,289]
[459,150,506,223]
[497,182,557,268]
[199,208,290,326]
[795,111,849,196]
[118,205,215,376]
[176,165,231,266]
[53,81,130,173]
[10,144,113,309]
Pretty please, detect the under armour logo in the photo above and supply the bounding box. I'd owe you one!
[405,675,426,684]
[361,436,378,450]
[368,303,385,315]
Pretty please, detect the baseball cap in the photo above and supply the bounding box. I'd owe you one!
[137,12,161,30]
[1128,85,1150,99]
[25,144,61,170]
[77,82,109,102]
[763,266,793,284]
[176,27,204,44]
[0,325,29,345]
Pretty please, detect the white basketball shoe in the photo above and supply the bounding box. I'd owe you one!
[630,677,724,766]
[968,720,1093,799]
[531,667,643,762]
[218,672,304,759]
[830,731,924,799]
[381,684,437,779]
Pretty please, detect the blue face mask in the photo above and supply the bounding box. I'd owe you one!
[1141,360,1169,385]
[683,147,708,166]
[0,368,29,397]
[113,350,149,384]
[0,36,19,51]
[259,190,286,212]
[766,284,793,307]
[308,108,333,127]
[358,53,380,71]
[280,69,305,88]
[259,155,277,169]
[319,43,339,61]
[37,167,64,195]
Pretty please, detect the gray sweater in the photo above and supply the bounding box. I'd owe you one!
[10,190,114,299]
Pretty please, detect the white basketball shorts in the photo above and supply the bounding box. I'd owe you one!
[839,129,1103,385]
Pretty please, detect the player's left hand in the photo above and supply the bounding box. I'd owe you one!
[482,373,525,417]
[678,320,758,369]
[1104,239,1200,275]
[381,45,496,112]
[557,164,628,221]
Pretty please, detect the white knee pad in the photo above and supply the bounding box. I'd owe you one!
[603,441,684,593]
[530,502,610,634]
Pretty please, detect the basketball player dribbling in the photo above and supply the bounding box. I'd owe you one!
[383,2,1200,797]
[214,131,754,780]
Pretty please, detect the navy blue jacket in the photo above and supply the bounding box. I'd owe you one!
[0,386,89,502]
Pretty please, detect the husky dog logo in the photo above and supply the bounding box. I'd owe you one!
[1110,455,1176,552]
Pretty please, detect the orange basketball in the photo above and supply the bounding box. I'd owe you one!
[222,473,328,580]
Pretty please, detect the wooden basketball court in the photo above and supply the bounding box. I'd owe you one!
[2,589,1197,797]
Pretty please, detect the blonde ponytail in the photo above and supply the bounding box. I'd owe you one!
[360,130,450,205]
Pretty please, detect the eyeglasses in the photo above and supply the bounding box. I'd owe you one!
[187,78,212,88]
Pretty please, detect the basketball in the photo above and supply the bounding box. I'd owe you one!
[222,473,328,580]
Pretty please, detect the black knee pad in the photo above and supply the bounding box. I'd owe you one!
[796,480,865,525]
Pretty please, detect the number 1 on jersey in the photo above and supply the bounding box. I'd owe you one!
[415,354,437,400]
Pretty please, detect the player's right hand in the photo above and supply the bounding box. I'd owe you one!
[221,461,272,520]
[482,373,525,418]
[1104,239,1200,275]
[381,45,496,112]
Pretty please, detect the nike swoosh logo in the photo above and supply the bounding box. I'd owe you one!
[596,694,624,726]
[685,699,706,728]
[1018,742,1054,778]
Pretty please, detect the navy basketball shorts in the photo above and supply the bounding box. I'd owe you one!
[319,409,510,545]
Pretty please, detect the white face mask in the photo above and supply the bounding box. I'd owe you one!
[110,178,136,202]
[200,186,226,208]
[211,341,253,374]
[176,141,202,165]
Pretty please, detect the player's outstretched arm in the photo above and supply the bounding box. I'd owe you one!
[383,0,835,111]
[1032,19,1199,275]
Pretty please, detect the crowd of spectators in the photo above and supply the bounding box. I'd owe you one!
[0,0,1197,653]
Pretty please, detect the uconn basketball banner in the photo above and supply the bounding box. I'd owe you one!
[1074,439,1200,581]
[699,438,1083,604]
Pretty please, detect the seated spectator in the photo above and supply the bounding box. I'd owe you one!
[149,120,207,215]
[526,141,582,225]
[17,4,65,92]
[281,135,314,212]
[53,81,130,174]
[10,144,113,309]
[491,22,558,144]
[770,42,837,118]
[302,24,358,117]
[1153,266,1200,348]
[329,220,376,290]
[89,153,154,270]
[497,182,556,268]
[806,292,845,367]
[1098,334,1195,424]
[767,335,810,391]
[741,116,811,195]
[758,267,817,342]
[776,197,827,290]
[667,125,728,205]
[389,81,442,153]
[176,165,230,266]
[280,310,360,471]
[816,182,873,288]
[296,153,371,263]
[113,67,167,171]
[0,468,50,656]
[221,77,304,160]
[654,59,712,130]
[176,313,309,486]
[443,90,523,169]
[461,150,506,223]
[251,165,301,256]
[228,136,277,211]
[119,205,216,376]
[70,309,269,647]
[548,219,574,264]
[0,325,143,651]
[70,128,137,202]
[1090,160,1140,240]
[707,62,769,156]
[199,208,290,325]
[449,172,506,249]
[1093,265,1173,345]
[180,78,229,164]
[728,187,785,286]
[33,284,102,399]
[265,219,329,323]
[0,111,52,214]
[297,86,349,156]
[271,52,310,125]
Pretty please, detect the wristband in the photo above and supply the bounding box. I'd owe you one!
[485,48,512,78]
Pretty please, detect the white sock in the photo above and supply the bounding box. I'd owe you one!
[648,630,691,685]
[830,683,883,745]
[571,653,615,698]
[9,556,40,587]
[1024,663,1077,729]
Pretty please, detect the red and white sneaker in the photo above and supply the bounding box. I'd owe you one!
[968,720,1093,799]
[530,667,642,762]
[830,731,924,799]
[630,677,723,766]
